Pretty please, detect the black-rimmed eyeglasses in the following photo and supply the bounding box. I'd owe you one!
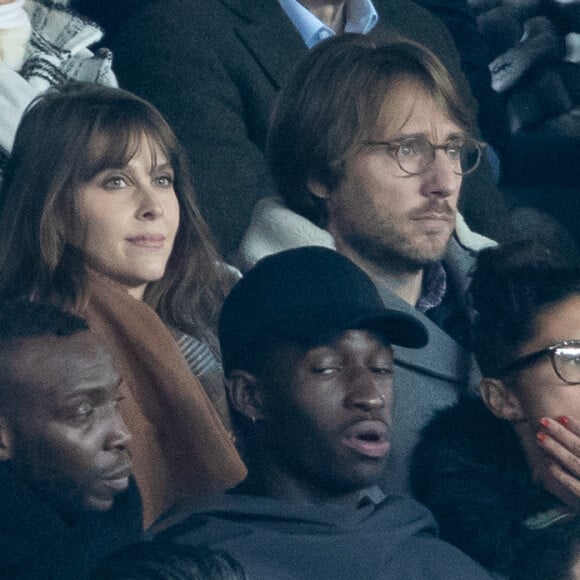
[363,135,486,176]
[498,340,580,385]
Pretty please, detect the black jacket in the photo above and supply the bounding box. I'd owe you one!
[0,463,143,579]
[411,396,579,580]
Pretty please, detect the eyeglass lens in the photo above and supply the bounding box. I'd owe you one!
[397,138,480,175]
[554,344,580,383]
[457,145,481,175]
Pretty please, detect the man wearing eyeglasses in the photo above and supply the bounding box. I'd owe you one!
[237,34,496,495]
[103,0,508,258]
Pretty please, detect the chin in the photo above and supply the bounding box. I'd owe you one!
[409,240,450,264]
[134,266,168,283]
[335,465,385,491]
[83,494,116,513]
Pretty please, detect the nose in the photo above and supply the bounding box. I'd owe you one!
[344,368,391,413]
[136,185,164,221]
[104,410,132,451]
[423,150,461,197]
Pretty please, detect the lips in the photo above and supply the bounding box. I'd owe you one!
[414,214,451,221]
[411,213,454,234]
[126,234,166,248]
[100,460,132,492]
[341,420,390,459]
[410,202,454,222]
[412,212,453,222]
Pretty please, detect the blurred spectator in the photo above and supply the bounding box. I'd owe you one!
[469,0,580,243]
[0,0,116,176]
[0,0,32,71]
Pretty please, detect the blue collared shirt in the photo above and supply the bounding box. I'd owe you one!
[278,0,378,48]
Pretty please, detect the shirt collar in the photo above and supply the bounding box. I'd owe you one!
[357,485,387,508]
[416,262,447,313]
[278,0,378,49]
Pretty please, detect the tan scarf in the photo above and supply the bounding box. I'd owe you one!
[83,274,246,527]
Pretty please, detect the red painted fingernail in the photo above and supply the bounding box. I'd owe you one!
[537,431,547,443]
[557,416,569,427]
[540,418,550,428]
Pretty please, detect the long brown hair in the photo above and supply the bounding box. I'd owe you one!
[0,83,228,339]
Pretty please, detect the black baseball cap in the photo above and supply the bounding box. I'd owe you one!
[219,247,428,373]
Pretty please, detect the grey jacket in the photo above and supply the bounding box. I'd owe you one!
[155,491,495,579]
[235,196,496,492]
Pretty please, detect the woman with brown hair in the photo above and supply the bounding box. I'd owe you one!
[0,83,246,526]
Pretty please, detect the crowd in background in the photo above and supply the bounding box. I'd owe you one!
[0,0,578,578]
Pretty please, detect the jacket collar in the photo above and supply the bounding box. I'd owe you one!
[219,0,310,89]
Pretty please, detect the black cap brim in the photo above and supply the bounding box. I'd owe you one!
[280,306,429,350]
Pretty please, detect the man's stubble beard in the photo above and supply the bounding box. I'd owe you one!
[343,226,452,275]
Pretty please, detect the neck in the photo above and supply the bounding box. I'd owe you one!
[299,0,347,32]
[241,454,363,506]
[336,242,424,306]
[86,268,146,301]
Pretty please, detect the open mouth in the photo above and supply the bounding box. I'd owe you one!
[342,420,390,459]
[100,461,131,492]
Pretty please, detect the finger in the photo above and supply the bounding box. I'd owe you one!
[536,426,580,478]
[534,459,580,511]
[539,417,580,452]
[554,415,580,437]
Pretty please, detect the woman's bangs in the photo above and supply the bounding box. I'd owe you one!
[78,123,139,181]
[78,110,173,182]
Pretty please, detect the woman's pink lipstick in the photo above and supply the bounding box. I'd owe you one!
[126,234,166,248]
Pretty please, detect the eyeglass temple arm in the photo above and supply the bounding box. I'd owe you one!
[498,347,548,377]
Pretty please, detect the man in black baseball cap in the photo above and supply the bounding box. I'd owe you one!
[219,245,427,375]
[155,247,494,580]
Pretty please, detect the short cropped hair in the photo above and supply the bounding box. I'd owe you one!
[0,300,88,341]
[268,34,476,226]
[0,300,88,411]
[471,242,580,378]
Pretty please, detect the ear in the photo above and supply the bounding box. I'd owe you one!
[226,370,266,422]
[0,416,14,460]
[480,378,524,422]
[307,177,331,200]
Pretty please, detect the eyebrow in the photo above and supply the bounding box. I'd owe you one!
[151,162,174,172]
[393,131,466,141]
[57,376,122,400]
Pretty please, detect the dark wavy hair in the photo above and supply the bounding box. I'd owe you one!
[471,241,580,378]
[268,34,476,226]
[0,83,229,341]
